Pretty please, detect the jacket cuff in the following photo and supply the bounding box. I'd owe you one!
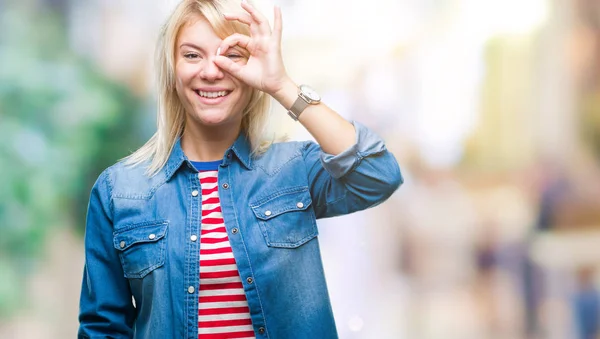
[320,121,386,179]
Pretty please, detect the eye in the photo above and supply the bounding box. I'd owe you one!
[184,52,200,60]
[226,53,243,60]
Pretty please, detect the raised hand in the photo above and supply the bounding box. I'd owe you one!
[214,2,291,97]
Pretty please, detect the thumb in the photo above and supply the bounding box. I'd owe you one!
[213,56,245,80]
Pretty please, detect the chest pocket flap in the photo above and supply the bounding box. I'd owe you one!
[113,221,168,278]
[250,187,317,248]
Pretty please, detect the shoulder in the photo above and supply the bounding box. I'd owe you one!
[259,139,319,158]
[97,159,167,200]
[253,140,318,171]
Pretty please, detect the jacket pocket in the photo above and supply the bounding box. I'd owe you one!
[250,187,318,248]
[113,220,168,279]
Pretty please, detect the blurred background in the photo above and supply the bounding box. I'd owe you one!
[1,0,600,338]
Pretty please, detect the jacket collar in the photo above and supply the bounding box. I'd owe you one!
[163,133,253,181]
[228,132,253,170]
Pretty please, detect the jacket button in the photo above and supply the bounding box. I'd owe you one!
[188,286,195,294]
[222,183,229,189]
[296,202,304,208]
[190,235,198,242]
[119,241,126,249]
[192,190,199,197]
[232,228,239,234]
[246,277,253,284]
[148,234,156,240]
[264,210,272,216]
[258,327,265,334]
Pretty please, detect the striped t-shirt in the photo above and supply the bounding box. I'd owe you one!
[192,161,255,339]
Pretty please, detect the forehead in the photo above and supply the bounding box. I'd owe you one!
[177,14,219,45]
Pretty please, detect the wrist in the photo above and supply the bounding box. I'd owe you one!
[271,78,298,110]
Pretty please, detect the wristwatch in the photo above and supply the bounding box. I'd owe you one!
[287,84,321,121]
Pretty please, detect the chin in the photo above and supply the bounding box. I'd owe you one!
[193,110,237,127]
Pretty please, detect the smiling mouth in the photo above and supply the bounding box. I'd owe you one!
[194,90,231,98]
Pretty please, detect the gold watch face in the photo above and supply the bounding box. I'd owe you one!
[299,85,321,102]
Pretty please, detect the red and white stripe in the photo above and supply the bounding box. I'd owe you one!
[198,170,255,339]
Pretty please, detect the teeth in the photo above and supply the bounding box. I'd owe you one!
[197,90,228,98]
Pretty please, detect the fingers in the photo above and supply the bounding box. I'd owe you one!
[240,1,271,35]
[240,1,267,25]
[213,55,244,79]
[218,33,252,53]
[225,3,284,43]
[273,6,282,42]
[223,12,252,26]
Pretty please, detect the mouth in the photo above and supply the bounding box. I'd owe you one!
[194,89,231,98]
[192,89,232,105]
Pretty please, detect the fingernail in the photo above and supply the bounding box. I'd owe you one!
[216,47,221,56]
[241,0,247,4]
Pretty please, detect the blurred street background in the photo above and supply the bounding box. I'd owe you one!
[1,0,600,338]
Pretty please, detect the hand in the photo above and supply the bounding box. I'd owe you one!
[214,2,291,96]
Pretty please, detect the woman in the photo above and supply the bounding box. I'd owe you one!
[78,0,402,338]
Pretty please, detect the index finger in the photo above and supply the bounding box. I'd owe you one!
[240,1,271,35]
[218,33,252,56]
[223,12,253,26]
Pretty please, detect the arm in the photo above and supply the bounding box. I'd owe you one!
[213,3,367,155]
[303,121,403,218]
[214,3,402,214]
[78,170,136,338]
[271,80,356,156]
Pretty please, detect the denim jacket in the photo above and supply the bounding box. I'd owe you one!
[78,121,403,339]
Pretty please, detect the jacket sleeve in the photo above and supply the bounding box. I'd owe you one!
[303,121,403,219]
[78,169,136,338]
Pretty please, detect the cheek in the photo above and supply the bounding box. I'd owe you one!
[175,63,196,87]
[175,76,184,94]
[174,66,193,105]
[235,82,252,101]
[243,89,253,105]
[234,86,252,110]
[174,76,188,103]
[174,65,195,100]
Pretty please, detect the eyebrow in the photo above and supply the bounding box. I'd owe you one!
[179,43,205,51]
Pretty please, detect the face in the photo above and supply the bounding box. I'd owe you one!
[174,15,252,129]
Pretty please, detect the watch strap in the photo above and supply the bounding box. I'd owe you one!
[287,96,309,121]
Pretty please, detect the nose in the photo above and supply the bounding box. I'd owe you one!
[199,56,224,82]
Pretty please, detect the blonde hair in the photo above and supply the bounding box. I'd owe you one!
[125,0,273,176]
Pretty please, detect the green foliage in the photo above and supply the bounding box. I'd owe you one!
[0,3,146,317]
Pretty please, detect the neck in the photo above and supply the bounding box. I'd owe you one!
[181,121,241,162]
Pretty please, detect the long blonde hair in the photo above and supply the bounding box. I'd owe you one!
[126,0,272,176]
